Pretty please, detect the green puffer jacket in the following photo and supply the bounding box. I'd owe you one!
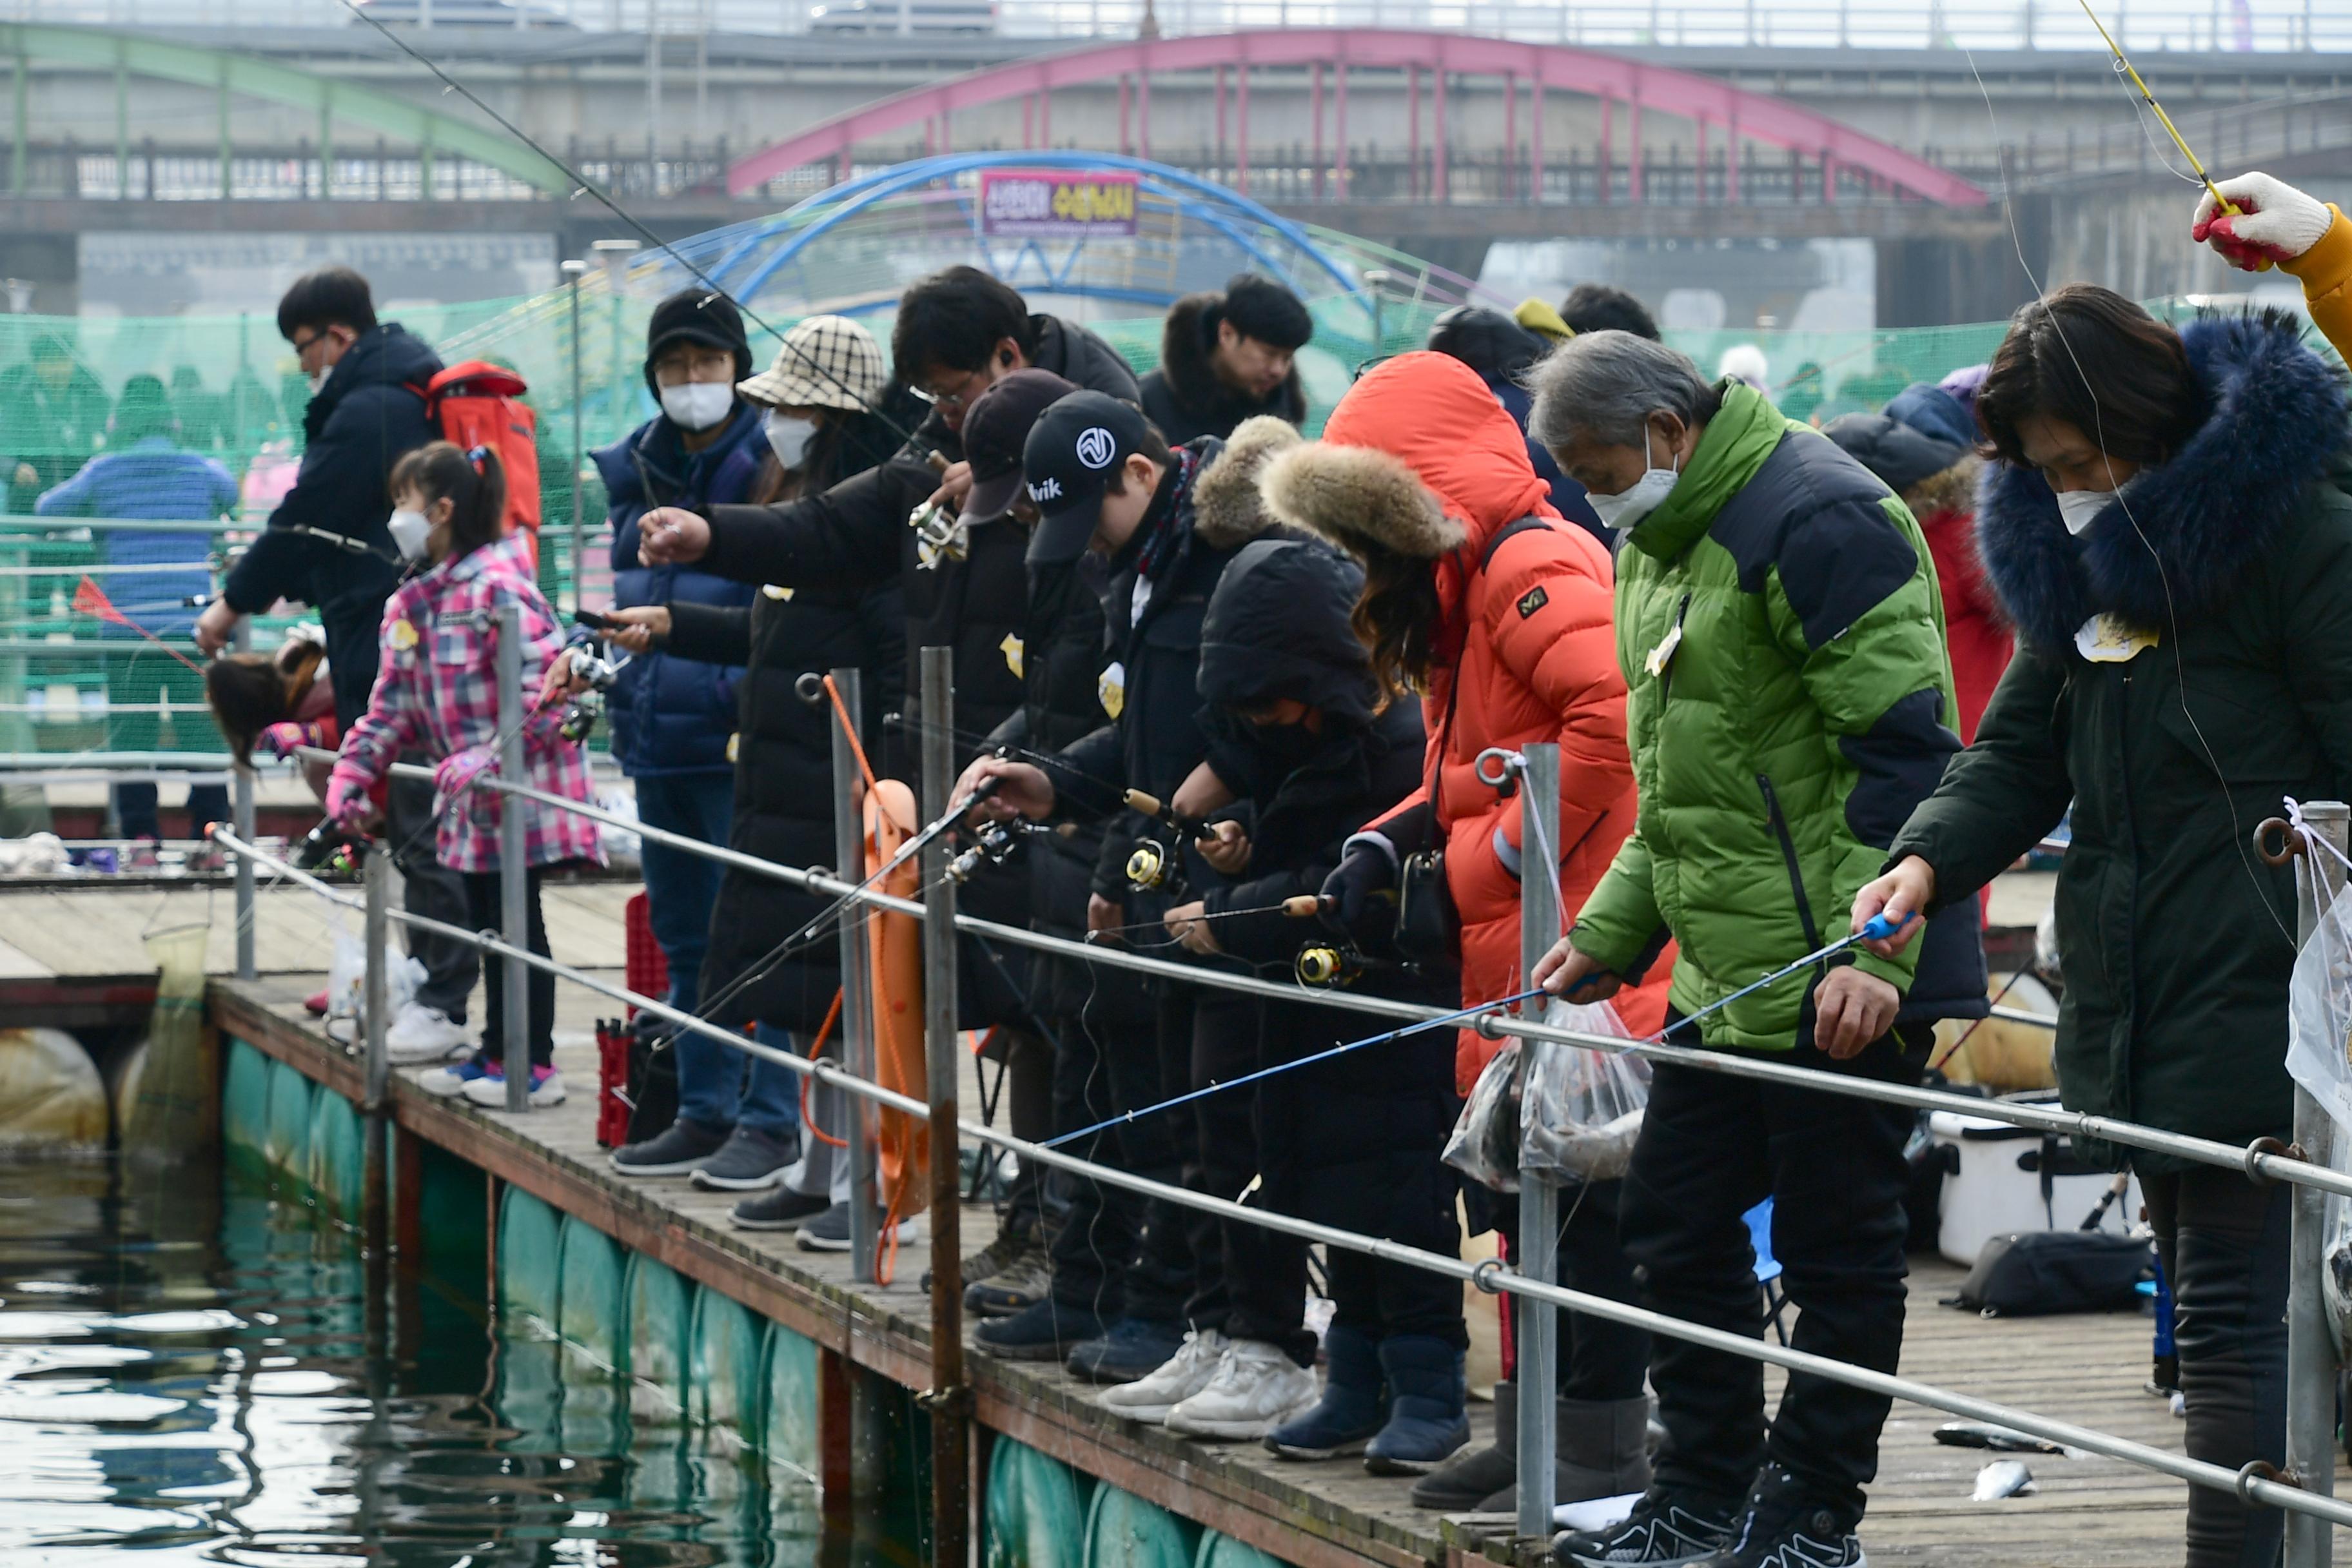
[1572,379,1986,1051]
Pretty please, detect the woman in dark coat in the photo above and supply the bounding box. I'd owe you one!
[594,317,913,1239]
[1857,289,2352,1568]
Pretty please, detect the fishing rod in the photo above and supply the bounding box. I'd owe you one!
[331,0,923,447]
[2074,0,2249,232]
[1048,910,1919,1150]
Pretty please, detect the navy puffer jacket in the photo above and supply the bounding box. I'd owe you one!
[597,402,765,776]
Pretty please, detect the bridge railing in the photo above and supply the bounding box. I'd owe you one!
[1,0,2346,52]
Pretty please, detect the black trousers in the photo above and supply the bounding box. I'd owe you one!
[2141,1165,2290,1568]
[1497,1179,1650,1402]
[1621,1012,1926,1518]
[983,1025,1054,1230]
[1045,983,1190,1323]
[389,757,481,1021]
[458,867,553,1069]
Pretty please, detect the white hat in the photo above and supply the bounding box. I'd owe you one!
[738,313,886,413]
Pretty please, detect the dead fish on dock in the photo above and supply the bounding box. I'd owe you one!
[1933,1421,2072,1456]
[1972,1460,2037,1500]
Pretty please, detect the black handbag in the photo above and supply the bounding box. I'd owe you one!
[1943,1230,2153,1317]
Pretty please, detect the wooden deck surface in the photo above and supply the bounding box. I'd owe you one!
[186,964,2322,1568]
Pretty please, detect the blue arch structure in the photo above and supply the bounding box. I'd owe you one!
[671,152,1375,329]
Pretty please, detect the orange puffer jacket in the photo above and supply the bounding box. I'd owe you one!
[1260,353,1672,1090]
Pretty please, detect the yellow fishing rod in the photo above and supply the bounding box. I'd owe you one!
[2075,0,2257,246]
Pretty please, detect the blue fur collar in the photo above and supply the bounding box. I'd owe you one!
[1975,310,2347,654]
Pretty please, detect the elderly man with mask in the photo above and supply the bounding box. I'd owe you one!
[1527,331,1985,1568]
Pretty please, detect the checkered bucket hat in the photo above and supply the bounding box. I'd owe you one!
[738,313,887,413]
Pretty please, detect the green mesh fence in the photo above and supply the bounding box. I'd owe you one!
[0,288,2070,761]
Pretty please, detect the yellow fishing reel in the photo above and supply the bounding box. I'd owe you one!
[1295,945,1361,988]
[1126,837,1182,893]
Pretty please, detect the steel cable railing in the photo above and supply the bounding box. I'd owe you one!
[206,819,2352,1533]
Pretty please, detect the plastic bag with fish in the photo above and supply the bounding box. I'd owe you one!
[1520,997,1649,1182]
[1971,1460,2035,1500]
[1441,1039,1521,1193]
[2283,870,2352,1351]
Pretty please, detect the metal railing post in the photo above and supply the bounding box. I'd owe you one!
[1514,741,1561,1545]
[827,665,882,1280]
[2287,800,2345,1568]
[495,602,531,1112]
[918,645,971,1568]
[362,846,392,1255]
[232,616,255,980]
[562,256,588,616]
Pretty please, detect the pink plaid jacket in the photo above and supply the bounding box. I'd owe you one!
[331,536,602,874]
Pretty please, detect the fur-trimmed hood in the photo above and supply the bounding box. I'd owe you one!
[1976,309,2350,653]
[1149,291,1308,430]
[1191,415,1304,549]
[1257,351,1552,561]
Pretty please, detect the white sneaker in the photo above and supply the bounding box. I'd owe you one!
[326,1014,358,1046]
[1164,1339,1319,1441]
[1099,1329,1229,1424]
[384,1002,470,1064]
[460,1065,567,1109]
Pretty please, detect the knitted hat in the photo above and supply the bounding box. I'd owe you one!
[643,288,752,394]
[738,314,887,415]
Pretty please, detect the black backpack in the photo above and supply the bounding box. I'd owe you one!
[1945,1230,2153,1317]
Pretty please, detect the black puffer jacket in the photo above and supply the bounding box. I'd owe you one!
[699,317,1138,754]
[221,323,443,728]
[1137,291,1308,445]
[1190,536,1454,1235]
[661,404,912,1035]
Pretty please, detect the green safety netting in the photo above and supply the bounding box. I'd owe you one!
[0,262,2240,761]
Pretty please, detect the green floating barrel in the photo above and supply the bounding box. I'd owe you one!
[1194,1533,1293,1568]
[764,1322,821,1480]
[689,1288,769,1444]
[221,1039,271,1166]
[555,1215,628,1371]
[985,1438,1088,1568]
[1084,1482,1198,1568]
[496,1186,564,1333]
[304,1090,364,1225]
[625,1255,694,1422]
[262,1059,314,1180]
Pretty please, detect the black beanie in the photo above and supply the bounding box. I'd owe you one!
[643,288,752,395]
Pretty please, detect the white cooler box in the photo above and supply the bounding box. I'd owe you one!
[1928,1107,2142,1268]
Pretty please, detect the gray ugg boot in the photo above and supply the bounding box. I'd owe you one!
[1472,1393,1653,1514]
[1407,1381,1518,1510]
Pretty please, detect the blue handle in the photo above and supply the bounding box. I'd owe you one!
[1858,910,1917,942]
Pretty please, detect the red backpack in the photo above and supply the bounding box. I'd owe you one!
[412,360,542,562]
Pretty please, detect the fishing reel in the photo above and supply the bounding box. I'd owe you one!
[1295,943,1369,988]
[557,635,625,745]
[1122,787,1211,897]
[946,817,1050,884]
[908,498,968,571]
[291,817,367,876]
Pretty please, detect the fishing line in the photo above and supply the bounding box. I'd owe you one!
[1960,35,2295,951]
[328,0,922,448]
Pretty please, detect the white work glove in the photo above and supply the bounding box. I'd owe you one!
[2191,172,2332,272]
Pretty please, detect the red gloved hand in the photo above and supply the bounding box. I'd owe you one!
[257,721,308,760]
[2191,172,2329,271]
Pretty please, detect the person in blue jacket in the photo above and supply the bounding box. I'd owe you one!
[38,373,238,847]
[596,289,785,1190]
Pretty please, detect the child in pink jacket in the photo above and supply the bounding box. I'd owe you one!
[327,442,600,1108]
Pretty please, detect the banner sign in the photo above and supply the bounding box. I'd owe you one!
[979,170,1140,238]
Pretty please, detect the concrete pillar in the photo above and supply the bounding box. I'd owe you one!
[1531,75,1544,204]
[1235,61,1248,194]
[1334,61,1348,200]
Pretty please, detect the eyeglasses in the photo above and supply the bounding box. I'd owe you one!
[920,366,991,411]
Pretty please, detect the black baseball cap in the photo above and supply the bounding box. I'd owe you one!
[959,368,1077,526]
[1023,391,1155,565]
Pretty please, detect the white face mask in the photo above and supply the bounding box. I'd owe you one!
[306,371,328,399]
[1586,429,1682,531]
[387,507,432,562]
[660,381,734,432]
[2055,488,2115,536]
[765,411,818,470]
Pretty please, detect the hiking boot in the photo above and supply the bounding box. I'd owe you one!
[1363,1335,1470,1476]
[1410,1380,1520,1509]
[730,1187,831,1231]
[610,1117,730,1177]
[1266,1322,1386,1460]
[1465,1392,1656,1514]
[1098,1329,1228,1424]
[1164,1340,1319,1441]
[1556,1487,1740,1567]
[689,1126,800,1191]
[1689,1467,1864,1568]
[384,1002,471,1064]
[1066,1317,1184,1385]
[973,1297,1111,1362]
[965,1234,1052,1318]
